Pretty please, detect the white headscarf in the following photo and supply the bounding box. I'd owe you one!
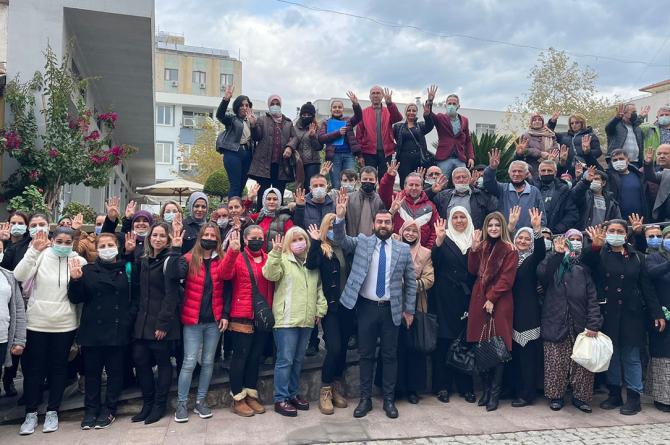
[446,206,474,254]
[514,227,535,267]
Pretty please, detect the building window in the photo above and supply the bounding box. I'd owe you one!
[192,71,206,84]
[475,123,496,137]
[220,73,233,88]
[164,68,178,81]
[182,110,211,128]
[156,105,174,126]
[155,141,174,164]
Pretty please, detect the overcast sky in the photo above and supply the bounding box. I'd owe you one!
[155,0,670,115]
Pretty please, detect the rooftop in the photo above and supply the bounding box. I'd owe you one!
[639,79,670,94]
[155,31,234,59]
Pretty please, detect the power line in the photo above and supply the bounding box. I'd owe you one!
[276,0,670,68]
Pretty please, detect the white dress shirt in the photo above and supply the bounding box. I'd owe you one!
[360,238,392,301]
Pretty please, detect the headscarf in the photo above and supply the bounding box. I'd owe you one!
[514,227,534,267]
[268,95,283,123]
[556,228,582,284]
[446,206,474,255]
[186,192,209,223]
[131,210,154,227]
[527,112,556,139]
[564,229,583,241]
[399,219,422,265]
[258,187,281,220]
[660,226,670,260]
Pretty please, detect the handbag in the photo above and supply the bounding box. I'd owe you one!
[242,253,275,332]
[474,317,511,371]
[446,332,477,375]
[408,310,438,354]
[406,124,436,168]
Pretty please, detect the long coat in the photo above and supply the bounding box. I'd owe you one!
[248,114,298,182]
[582,244,663,348]
[430,238,474,339]
[467,240,518,351]
[646,252,670,358]
[512,236,546,334]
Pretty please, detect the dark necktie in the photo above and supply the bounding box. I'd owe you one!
[376,240,387,298]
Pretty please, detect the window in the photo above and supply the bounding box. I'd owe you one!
[220,73,233,88]
[182,110,211,128]
[164,68,178,81]
[192,71,206,84]
[156,105,174,126]
[475,123,496,137]
[155,141,174,164]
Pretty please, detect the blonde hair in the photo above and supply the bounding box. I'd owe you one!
[569,113,587,128]
[482,211,513,246]
[319,213,337,259]
[160,200,182,219]
[282,226,310,254]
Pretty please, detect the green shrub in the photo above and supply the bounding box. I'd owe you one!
[203,169,229,199]
[62,201,97,223]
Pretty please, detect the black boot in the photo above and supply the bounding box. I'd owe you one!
[477,371,491,407]
[144,403,166,424]
[131,401,153,423]
[486,364,504,412]
[599,385,623,410]
[620,389,641,415]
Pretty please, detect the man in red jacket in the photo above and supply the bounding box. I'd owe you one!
[379,160,438,248]
[426,85,475,182]
[356,86,403,178]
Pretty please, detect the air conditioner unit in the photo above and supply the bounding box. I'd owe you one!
[179,162,192,172]
[199,83,206,89]
[182,117,195,127]
[171,80,178,87]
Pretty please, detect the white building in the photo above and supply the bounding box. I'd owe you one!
[628,79,670,122]
[1,0,155,214]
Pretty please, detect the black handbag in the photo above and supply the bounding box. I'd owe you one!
[406,123,436,168]
[408,311,438,354]
[474,318,511,371]
[446,332,477,375]
[242,253,275,332]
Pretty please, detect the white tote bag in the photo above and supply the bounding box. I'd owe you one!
[571,330,613,373]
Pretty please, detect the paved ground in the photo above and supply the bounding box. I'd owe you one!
[1,393,669,444]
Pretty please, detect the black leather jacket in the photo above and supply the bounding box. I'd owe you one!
[216,98,250,153]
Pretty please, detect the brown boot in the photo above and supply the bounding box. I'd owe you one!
[332,380,348,408]
[244,389,266,414]
[319,386,334,415]
[231,391,255,417]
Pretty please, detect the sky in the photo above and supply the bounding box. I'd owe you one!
[155,0,670,115]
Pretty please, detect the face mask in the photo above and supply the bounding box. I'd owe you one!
[290,240,307,255]
[10,224,27,236]
[606,233,626,247]
[590,181,602,192]
[564,181,572,189]
[629,112,638,122]
[361,182,376,193]
[403,235,418,245]
[163,212,176,223]
[301,116,312,127]
[612,160,627,171]
[544,239,553,251]
[476,177,484,189]
[98,247,118,262]
[341,183,355,193]
[52,245,72,257]
[454,183,470,193]
[446,104,458,116]
[94,226,102,236]
[540,175,555,184]
[663,239,670,251]
[326,230,334,241]
[570,240,583,252]
[658,116,670,127]
[200,239,218,250]
[269,105,281,116]
[647,237,662,249]
[29,226,49,238]
[217,217,229,228]
[134,229,149,238]
[311,186,327,200]
[424,179,436,186]
[247,239,264,252]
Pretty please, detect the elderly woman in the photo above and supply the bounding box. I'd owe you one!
[248,187,294,252]
[392,102,435,187]
[248,94,298,209]
[515,113,559,178]
[548,112,602,171]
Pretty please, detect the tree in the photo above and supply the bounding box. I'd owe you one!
[62,201,97,223]
[7,185,49,215]
[0,45,136,212]
[178,117,224,185]
[507,48,617,143]
[203,169,230,199]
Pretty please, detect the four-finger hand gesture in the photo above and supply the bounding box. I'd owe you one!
[69,258,82,279]
[489,148,501,169]
[550,109,561,121]
[295,187,306,206]
[32,230,50,252]
[229,230,241,252]
[472,229,482,252]
[383,88,393,103]
[386,159,400,177]
[640,105,651,118]
[432,174,448,193]
[390,192,404,214]
[246,109,257,126]
[515,137,528,155]
[336,190,349,218]
[508,205,521,231]
[320,161,333,176]
[617,103,625,118]
[125,200,137,219]
[553,236,567,254]
[585,225,605,247]
[106,196,120,221]
[415,166,426,179]
[434,218,447,246]
[346,90,359,105]
[72,213,84,231]
[271,234,284,252]
[308,122,317,137]
[628,213,644,234]
[426,84,438,102]
[248,183,261,203]
[223,85,235,101]
[125,232,137,252]
[171,227,184,248]
[645,147,655,164]
[582,134,592,153]
[0,223,10,241]
[307,224,320,241]
[529,208,543,232]
[585,165,596,182]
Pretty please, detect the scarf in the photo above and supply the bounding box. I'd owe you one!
[556,238,581,285]
[446,206,474,254]
[268,94,283,124]
[186,192,209,224]
[660,226,670,260]
[514,227,535,267]
[399,219,422,265]
[258,187,281,220]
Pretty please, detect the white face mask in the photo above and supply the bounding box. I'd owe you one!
[311,186,327,200]
[544,238,552,251]
[98,247,118,262]
[454,183,470,193]
[476,177,484,188]
[612,160,627,171]
[570,240,582,252]
[269,105,281,116]
[590,181,602,192]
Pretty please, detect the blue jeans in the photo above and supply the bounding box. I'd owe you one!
[330,152,356,189]
[437,157,466,183]
[607,345,643,394]
[223,148,252,198]
[177,322,221,402]
[273,327,312,403]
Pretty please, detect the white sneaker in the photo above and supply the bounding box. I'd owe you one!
[19,412,38,435]
[43,411,59,433]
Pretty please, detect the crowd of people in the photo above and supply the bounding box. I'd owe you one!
[1,85,670,436]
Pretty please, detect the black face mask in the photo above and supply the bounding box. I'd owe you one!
[361,182,376,193]
[511,180,526,188]
[540,174,555,184]
[629,112,638,122]
[200,239,218,251]
[247,239,264,252]
[301,116,313,127]
[403,236,418,245]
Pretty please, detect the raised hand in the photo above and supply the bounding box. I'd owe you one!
[271,233,284,252]
[575,162,585,180]
[434,218,447,246]
[172,212,183,233]
[585,165,596,182]
[125,200,137,219]
[581,134,592,153]
[432,174,448,193]
[69,258,83,279]
[248,183,261,203]
[308,122,318,137]
[383,88,393,104]
[245,108,257,125]
[307,224,321,241]
[559,145,569,163]
[320,161,333,176]
[171,226,184,248]
[617,104,625,118]
[645,147,655,164]
[0,223,10,241]
[628,213,644,234]
[390,192,405,214]
[549,148,561,160]
[106,196,120,221]
[346,90,359,105]
[294,187,306,206]
[415,166,426,179]
[508,205,521,231]
[386,159,400,177]
[335,189,349,218]
[472,229,482,252]
[529,208,543,232]
[426,84,438,102]
[124,232,137,252]
[585,225,605,247]
[470,170,482,185]
[32,230,50,252]
[223,85,235,101]
[71,213,84,231]
[515,137,528,155]
[640,105,651,118]
[489,148,501,169]
[553,236,567,254]
[423,101,431,115]
[550,109,560,121]
[229,230,241,252]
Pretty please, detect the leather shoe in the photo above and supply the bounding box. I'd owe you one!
[353,398,372,418]
[274,401,297,417]
[383,398,398,419]
[289,395,309,411]
[437,390,450,403]
[511,398,532,408]
[462,392,476,403]
[571,398,592,413]
[549,398,564,411]
[654,401,670,412]
[407,392,419,404]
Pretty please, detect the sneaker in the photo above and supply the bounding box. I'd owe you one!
[19,412,38,435]
[80,412,96,430]
[174,401,189,423]
[94,412,115,429]
[194,400,213,419]
[43,411,59,433]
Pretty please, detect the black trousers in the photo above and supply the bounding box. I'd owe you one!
[309,326,320,349]
[510,338,540,402]
[132,340,173,407]
[357,299,399,399]
[255,164,287,209]
[22,329,76,413]
[82,345,125,416]
[431,337,474,395]
[397,149,421,188]
[229,330,269,396]
[2,353,21,387]
[394,325,427,393]
[362,152,391,179]
[322,304,356,384]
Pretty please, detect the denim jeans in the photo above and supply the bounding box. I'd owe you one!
[273,327,312,403]
[437,157,466,183]
[330,152,356,189]
[177,322,222,402]
[606,345,643,394]
[223,148,252,198]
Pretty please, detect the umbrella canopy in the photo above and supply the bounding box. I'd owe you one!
[136,178,204,204]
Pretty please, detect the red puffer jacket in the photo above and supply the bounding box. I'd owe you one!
[221,247,274,320]
[181,253,226,325]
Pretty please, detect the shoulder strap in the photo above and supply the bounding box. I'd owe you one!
[163,256,170,274]
[242,252,261,298]
[125,262,132,284]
